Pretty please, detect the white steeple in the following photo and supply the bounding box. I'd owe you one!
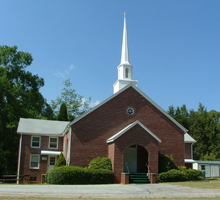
[113,13,138,94]
[121,13,130,65]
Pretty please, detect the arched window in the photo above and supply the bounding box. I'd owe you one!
[125,68,129,78]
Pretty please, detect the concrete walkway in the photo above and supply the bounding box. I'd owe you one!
[0,184,220,198]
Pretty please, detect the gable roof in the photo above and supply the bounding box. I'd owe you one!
[106,120,161,143]
[70,83,188,133]
[17,118,69,136]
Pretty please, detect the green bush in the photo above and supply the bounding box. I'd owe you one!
[157,168,204,182]
[159,153,178,173]
[88,157,112,171]
[45,166,114,184]
[85,168,114,184]
[54,152,66,168]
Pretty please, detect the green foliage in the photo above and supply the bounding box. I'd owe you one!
[157,169,204,182]
[0,45,46,176]
[51,79,91,121]
[58,103,68,121]
[54,152,66,168]
[159,153,178,173]
[88,157,112,171]
[167,103,220,161]
[45,166,114,184]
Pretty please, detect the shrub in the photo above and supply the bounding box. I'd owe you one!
[54,152,66,168]
[86,168,114,184]
[157,168,204,182]
[88,157,112,171]
[45,166,114,184]
[159,153,178,173]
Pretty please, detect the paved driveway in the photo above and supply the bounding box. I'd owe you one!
[0,184,220,198]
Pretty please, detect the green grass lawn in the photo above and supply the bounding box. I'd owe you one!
[0,197,220,200]
[166,177,220,189]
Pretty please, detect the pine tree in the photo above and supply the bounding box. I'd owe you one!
[58,103,68,121]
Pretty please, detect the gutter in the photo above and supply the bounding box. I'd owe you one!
[67,127,72,166]
[17,133,22,184]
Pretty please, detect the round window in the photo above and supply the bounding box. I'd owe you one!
[127,107,135,115]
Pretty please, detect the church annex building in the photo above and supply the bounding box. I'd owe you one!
[17,15,196,184]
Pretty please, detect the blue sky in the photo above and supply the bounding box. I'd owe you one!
[1,0,220,112]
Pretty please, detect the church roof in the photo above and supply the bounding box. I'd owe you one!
[70,83,188,133]
[106,120,161,143]
[184,133,196,143]
[17,118,69,136]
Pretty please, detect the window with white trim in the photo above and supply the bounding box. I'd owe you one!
[49,137,58,149]
[31,136,41,148]
[30,154,40,169]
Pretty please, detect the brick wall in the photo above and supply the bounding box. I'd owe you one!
[184,143,192,159]
[70,86,185,182]
[19,135,63,183]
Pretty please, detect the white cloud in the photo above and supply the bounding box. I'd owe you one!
[81,98,100,108]
[54,64,75,78]
[54,70,65,78]
[90,100,100,108]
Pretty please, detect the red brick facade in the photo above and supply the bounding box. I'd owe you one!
[19,135,63,183]
[69,86,185,182]
[18,86,186,184]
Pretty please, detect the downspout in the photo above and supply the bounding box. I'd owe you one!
[67,127,72,166]
[191,143,193,159]
[17,133,22,184]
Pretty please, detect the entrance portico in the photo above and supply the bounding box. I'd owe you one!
[107,120,161,183]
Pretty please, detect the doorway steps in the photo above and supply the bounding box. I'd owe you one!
[129,173,150,184]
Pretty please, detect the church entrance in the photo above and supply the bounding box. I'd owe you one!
[123,145,148,173]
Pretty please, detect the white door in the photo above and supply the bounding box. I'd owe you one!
[211,165,219,177]
[48,156,57,171]
[124,146,137,173]
[199,164,210,178]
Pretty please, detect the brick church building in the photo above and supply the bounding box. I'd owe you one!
[17,15,196,184]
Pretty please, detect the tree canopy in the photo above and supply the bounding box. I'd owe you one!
[167,103,220,160]
[51,79,91,121]
[0,45,46,176]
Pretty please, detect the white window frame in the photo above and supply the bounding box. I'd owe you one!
[49,137,58,149]
[30,154,40,169]
[31,136,41,148]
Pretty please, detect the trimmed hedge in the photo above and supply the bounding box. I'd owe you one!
[88,157,112,171]
[157,169,204,182]
[45,166,114,184]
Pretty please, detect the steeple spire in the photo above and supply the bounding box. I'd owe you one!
[121,12,130,65]
[113,13,138,94]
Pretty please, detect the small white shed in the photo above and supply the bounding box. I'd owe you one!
[192,160,220,178]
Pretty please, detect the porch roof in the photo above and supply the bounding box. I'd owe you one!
[106,120,161,143]
[184,159,196,163]
[41,150,62,156]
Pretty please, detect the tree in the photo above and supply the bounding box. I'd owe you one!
[0,45,46,176]
[58,103,68,121]
[167,104,189,130]
[167,103,220,161]
[41,103,54,120]
[51,79,91,121]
